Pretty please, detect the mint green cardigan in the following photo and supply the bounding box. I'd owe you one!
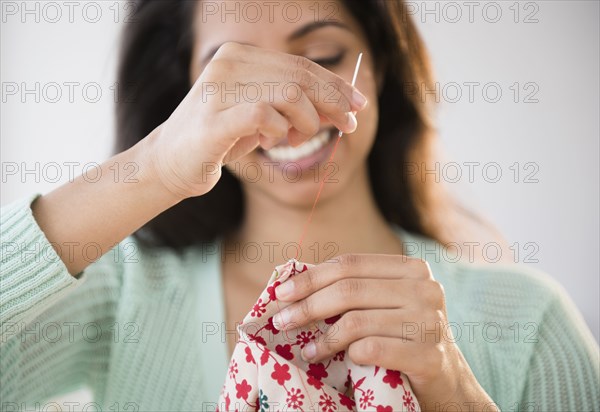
[1,195,598,411]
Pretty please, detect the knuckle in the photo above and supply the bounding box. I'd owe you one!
[425,343,445,371]
[248,102,270,127]
[360,337,382,363]
[434,309,446,323]
[336,278,362,298]
[337,253,360,272]
[332,78,351,110]
[332,76,345,92]
[424,281,445,306]
[298,299,312,320]
[214,41,241,57]
[426,309,443,330]
[294,54,313,70]
[206,59,234,76]
[433,281,446,302]
[341,310,365,332]
[304,270,319,293]
[403,256,432,279]
[290,68,312,88]
[348,340,366,365]
[423,310,443,331]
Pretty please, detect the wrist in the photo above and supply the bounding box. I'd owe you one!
[416,345,497,412]
[131,127,187,207]
[440,351,497,411]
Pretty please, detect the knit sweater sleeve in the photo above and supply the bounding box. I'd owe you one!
[519,281,600,411]
[1,195,124,403]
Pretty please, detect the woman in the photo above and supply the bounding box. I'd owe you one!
[1,0,598,411]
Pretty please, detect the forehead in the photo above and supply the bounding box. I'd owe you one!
[194,0,352,48]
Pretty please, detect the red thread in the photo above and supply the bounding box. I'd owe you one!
[294,52,363,261]
[295,132,343,260]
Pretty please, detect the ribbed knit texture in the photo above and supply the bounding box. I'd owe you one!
[1,195,598,411]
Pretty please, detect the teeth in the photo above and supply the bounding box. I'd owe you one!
[265,130,331,162]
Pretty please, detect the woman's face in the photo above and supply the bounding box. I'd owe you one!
[189,1,380,208]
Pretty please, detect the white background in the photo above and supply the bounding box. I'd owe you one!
[2,0,599,405]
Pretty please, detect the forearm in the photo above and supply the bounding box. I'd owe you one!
[31,129,181,275]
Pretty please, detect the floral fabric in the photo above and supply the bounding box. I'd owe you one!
[217,259,420,412]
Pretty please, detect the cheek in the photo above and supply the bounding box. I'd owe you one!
[351,71,380,160]
[354,98,379,157]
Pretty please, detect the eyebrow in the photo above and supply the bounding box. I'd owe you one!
[288,20,350,41]
[200,20,351,66]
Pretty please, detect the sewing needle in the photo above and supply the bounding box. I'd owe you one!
[337,52,363,138]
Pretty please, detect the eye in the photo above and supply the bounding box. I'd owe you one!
[310,51,346,68]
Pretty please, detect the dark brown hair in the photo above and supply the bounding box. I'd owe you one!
[115,0,457,249]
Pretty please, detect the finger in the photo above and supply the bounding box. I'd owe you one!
[308,307,447,362]
[304,309,405,362]
[211,44,360,137]
[283,53,368,111]
[279,64,359,134]
[222,135,260,164]
[271,90,321,143]
[347,336,450,387]
[275,254,432,301]
[243,46,368,113]
[273,278,426,330]
[216,101,289,152]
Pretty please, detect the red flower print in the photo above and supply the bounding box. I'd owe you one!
[403,389,416,412]
[260,349,270,366]
[271,362,291,385]
[275,344,294,360]
[251,299,267,317]
[265,316,280,335]
[382,369,403,388]
[295,330,314,348]
[286,387,305,409]
[245,346,255,364]
[307,362,328,380]
[307,374,324,390]
[248,334,266,346]
[344,373,353,390]
[225,393,230,411]
[333,350,345,361]
[359,389,374,409]
[339,393,355,409]
[324,314,341,324]
[376,406,393,412]
[307,362,328,389]
[228,360,238,379]
[318,393,337,412]
[235,379,252,400]
[267,281,280,301]
[290,264,307,276]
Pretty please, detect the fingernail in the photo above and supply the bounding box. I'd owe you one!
[346,112,357,132]
[302,342,317,361]
[352,89,368,109]
[276,281,294,299]
[273,309,291,330]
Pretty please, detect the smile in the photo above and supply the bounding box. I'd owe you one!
[262,128,334,163]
